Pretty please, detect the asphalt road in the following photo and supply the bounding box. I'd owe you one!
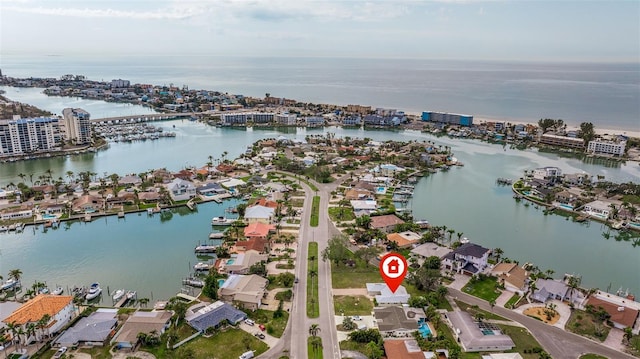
[448,288,635,359]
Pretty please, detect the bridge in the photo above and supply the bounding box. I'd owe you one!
[90,112,202,124]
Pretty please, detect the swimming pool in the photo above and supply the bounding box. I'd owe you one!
[42,213,57,219]
[559,204,574,210]
[218,279,225,287]
[226,259,235,265]
[376,187,387,195]
[417,321,431,338]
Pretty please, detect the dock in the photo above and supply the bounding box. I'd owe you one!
[114,296,128,308]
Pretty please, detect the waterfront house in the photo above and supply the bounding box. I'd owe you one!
[196,182,226,195]
[387,231,421,249]
[532,167,563,184]
[447,310,515,352]
[442,243,491,275]
[554,190,577,205]
[342,116,361,126]
[306,116,325,127]
[54,309,118,348]
[0,209,33,221]
[586,291,640,332]
[220,250,268,274]
[2,295,75,345]
[219,178,246,190]
[384,340,449,359]
[539,134,585,149]
[111,310,172,349]
[252,197,279,209]
[563,173,591,186]
[242,222,275,241]
[491,263,529,294]
[344,188,374,201]
[374,306,423,337]
[218,274,268,311]
[370,214,405,233]
[410,243,451,265]
[366,283,410,305]
[137,191,161,203]
[119,175,142,187]
[166,178,196,202]
[350,200,378,217]
[583,200,616,220]
[72,195,105,213]
[244,205,275,224]
[185,301,246,333]
[531,278,584,304]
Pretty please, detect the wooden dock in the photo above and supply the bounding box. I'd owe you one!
[114,296,128,308]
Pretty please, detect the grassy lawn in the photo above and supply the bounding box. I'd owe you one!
[579,355,609,359]
[630,334,640,356]
[505,293,521,309]
[246,309,289,338]
[334,295,374,316]
[181,328,268,359]
[339,340,369,353]
[308,336,324,359]
[310,196,320,227]
[308,242,320,318]
[454,300,508,321]
[78,346,113,359]
[328,207,355,222]
[461,275,502,302]
[566,309,610,342]
[497,324,544,359]
[331,260,381,289]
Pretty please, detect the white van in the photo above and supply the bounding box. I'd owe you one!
[239,350,255,359]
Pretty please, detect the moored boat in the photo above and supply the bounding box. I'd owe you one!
[195,244,218,253]
[0,279,19,291]
[126,290,136,300]
[112,289,125,301]
[211,216,236,226]
[52,287,64,295]
[209,232,224,239]
[85,283,102,300]
[182,277,204,287]
[194,262,212,271]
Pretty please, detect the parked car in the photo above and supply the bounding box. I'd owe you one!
[53,347,68,359]
[294,277,299,284]
[254,332,266,339]
[244,319,255,326]
[239,350,254,359]
[351,315,362,321]
[258,324,266,331]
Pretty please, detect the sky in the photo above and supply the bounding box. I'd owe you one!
[1,0,639,62]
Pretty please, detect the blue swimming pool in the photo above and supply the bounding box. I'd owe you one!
[376,187,386,194]
[42,213,57,219]
[218,279,225,287]
[559,204,574,210]
[418,321,431,338]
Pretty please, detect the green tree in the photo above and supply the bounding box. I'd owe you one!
[366,341,383,359]
[309,324,320,337]
[538,118,556,133]
[321,235,350,266]
[202,274,220,299]
[356,215,372,229]
[580,122,596,146]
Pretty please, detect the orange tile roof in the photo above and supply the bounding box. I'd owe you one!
[387,232,419,248]
[235,237,268,252]
[3,295,73,325]
[243,222,275,238]
[383,340,425,359]
[254,198,279,209]
[587,297,639,328]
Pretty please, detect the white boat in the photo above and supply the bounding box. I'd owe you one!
[52,287,64,295]
[126,290,136,300]
[0,278,19,291]
[211,216,236,226]
[195,244,218,253]
[209,232,224,239]
[194,262,212,271]
[85,283,102,300]
[182,278,205,287]
[39,287,50,294]
[112,289,125,301]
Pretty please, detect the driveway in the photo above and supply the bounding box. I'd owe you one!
[495,290,515,308]
[447,273,471,290]
[238,321,279,348]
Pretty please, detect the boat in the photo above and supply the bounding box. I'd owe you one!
[85,283,102,300]
[209,232,224,239]
[52,287,64,295]
[39,287,50,294]
[194,262,212,271]
[0,226,7,232]
[211,216,236,226]
[112,289,125,301]
[182,277,205,287]
[126,290,136,300]
[195,244,218,253]
[0,278,19,291]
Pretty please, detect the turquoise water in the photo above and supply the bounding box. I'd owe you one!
[226,259,235,265]
[559,204,574,210]
[418,322,431,338]
[218,279,225,287]
[42,213,57,219]
[376,187,386,194]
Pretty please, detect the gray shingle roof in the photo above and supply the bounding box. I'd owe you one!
[187,301,246,332]
[451,243,490,258]
[55,309,117,346]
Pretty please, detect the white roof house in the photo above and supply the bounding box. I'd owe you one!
[166,178,196,201]
[366,283,409,305]
[244,205,275,224]
[220,178,246,189]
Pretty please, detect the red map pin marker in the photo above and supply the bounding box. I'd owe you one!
[379,252,408,293]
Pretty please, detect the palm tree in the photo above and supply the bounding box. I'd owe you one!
[8,269,22,284]
[66,171,74,183]
[6,321,19,347]
[37,314,51,342]
[17,173,26,184]
[138,297,150,307]
[493,248,504,262]
[309,323,320,337]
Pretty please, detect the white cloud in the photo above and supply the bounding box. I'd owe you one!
[2,4,204,20]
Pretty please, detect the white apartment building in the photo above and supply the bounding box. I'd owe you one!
[0,116,62,157]
[587,139,626,156]
[62,108,92,145]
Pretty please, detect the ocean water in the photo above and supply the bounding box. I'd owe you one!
[1,55,638,130]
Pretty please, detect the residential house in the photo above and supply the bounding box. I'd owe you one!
[410,243,451,266]
[219,250,268,274]
[387,231,421,249]
[586,291,640,331]
[447,310,515,352]
[2,295,76,344]
[531,278,583,304]
[185,301,246,332]
[306,116,325,127]
[137,191,161,203]
[252,197,279,209]
[244,205,275,224]
[554,190,577,205]
[111,311,172,349]
[0,209,33,220]
[384,340,449,359]
[532,167,562,184]
[218,274,268,311]
[366,283,410,305]
[374,306,424,337]
[196,182,226,195]
[342,116,361,126]
[563,173,591,186]
[242,222,275,241]
[72,195,105,213]
[370,214,405,233]
[166,178,196,201]
[583,200,615,220]
[219,178,246,191]
[119,175,142,187]
[350,200,378,217]
[54,309,118,347]
[491,263,529,294]
[442,243,491,275]
[344,188,373,201]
